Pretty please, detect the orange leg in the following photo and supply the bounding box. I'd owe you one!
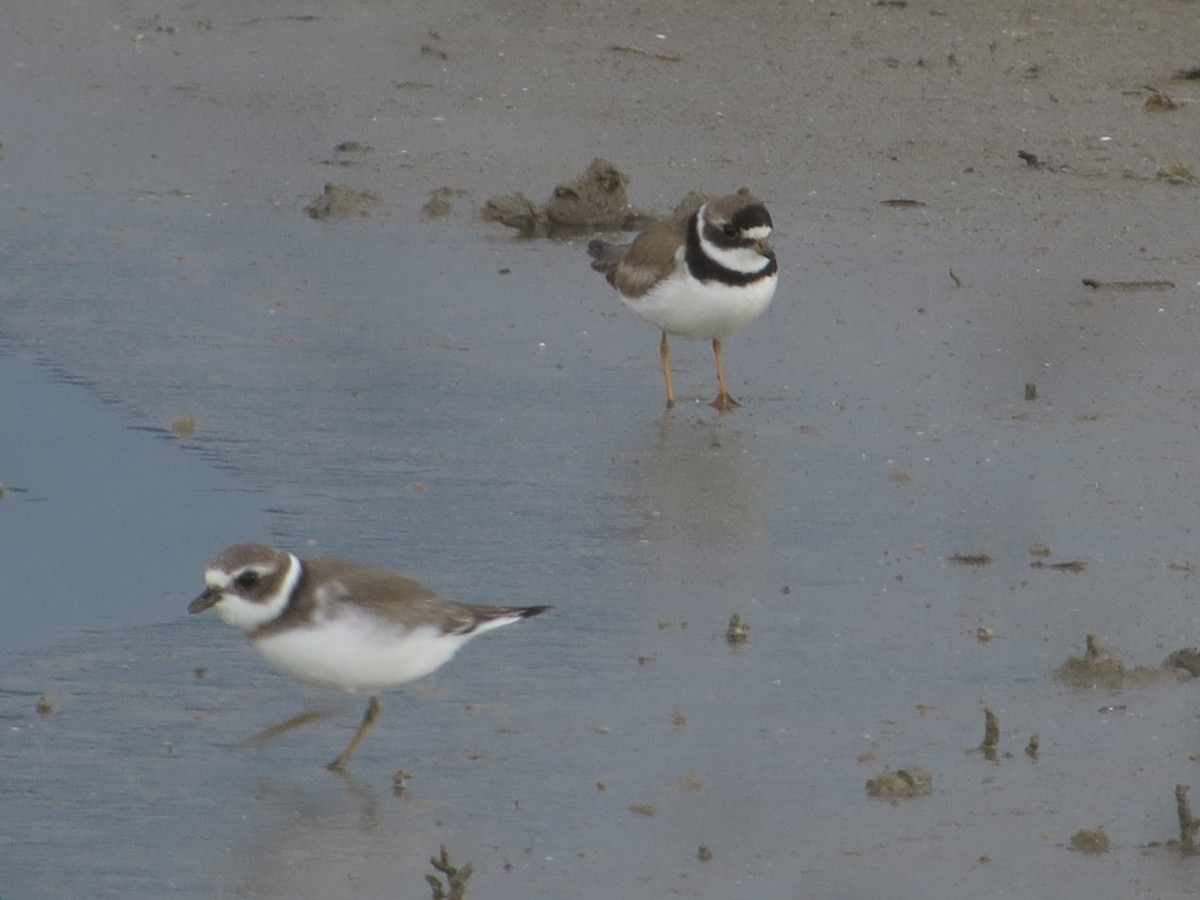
[327,695,382,771]
[235,708,331,748]
[659,331,676,408]
[710,338,740,410]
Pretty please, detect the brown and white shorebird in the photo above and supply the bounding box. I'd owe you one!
[587,193,778,409]
[188,543,551,771]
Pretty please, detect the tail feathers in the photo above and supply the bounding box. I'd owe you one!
[587,238,626,276]
[464,604,553,636]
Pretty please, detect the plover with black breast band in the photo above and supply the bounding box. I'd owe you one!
[588,192,779,409]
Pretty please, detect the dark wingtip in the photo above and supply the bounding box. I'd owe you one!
[522,605,554,619]
[587,240,620,277]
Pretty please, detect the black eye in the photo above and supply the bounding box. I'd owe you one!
[234,571,260,590]
[722,223,738,238]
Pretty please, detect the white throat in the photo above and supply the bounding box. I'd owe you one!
[210,552,302,632]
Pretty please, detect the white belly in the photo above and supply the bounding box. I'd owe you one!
[625,271,777,341]
[254,617,469,693]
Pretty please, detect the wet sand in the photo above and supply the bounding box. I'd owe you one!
[3,1,1200,897]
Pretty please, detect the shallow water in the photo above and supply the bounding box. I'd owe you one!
[0,353,269,660]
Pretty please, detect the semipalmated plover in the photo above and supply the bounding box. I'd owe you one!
[588,193,778,409]
[188,543,551,771]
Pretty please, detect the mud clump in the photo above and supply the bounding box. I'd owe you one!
[481,192,547,235]
[321,142,374,167]
[422,186,470,220]
[169,414,196,439]
[426,845,472,900]
[948,552,993,567]
[1055,634,1192,689]
[1068,827,1110,854]
[977,707,1000,761]
[544,159,637,230]
[1164,647,1200,677]
[725,613,750,645]
[482,159,654,237]
[1174,784,1200,853]
[304,182,380,220]
[1054,634,1126,689]
[865,766,932,803]
[1144,87,1179,111]
[1156,163,1196,185]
